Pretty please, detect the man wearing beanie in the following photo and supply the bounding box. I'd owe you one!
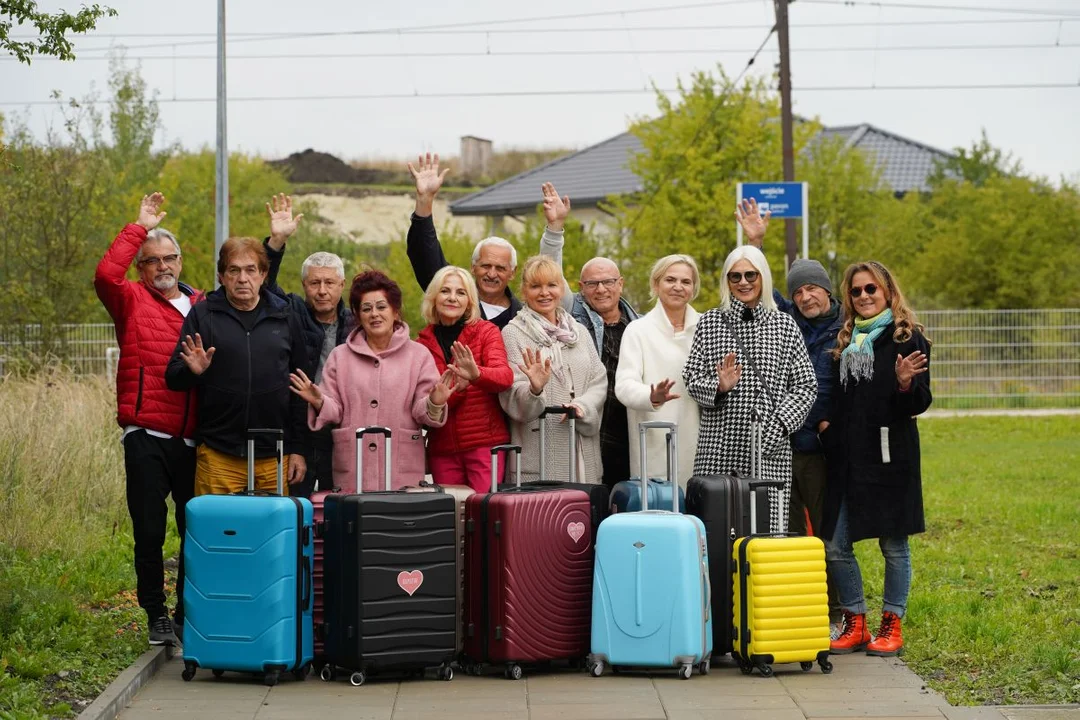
[737,199,843,637]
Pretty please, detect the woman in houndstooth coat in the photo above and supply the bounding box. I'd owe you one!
[682,245,817,532]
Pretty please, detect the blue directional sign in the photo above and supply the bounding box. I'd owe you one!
[739,182,805,219]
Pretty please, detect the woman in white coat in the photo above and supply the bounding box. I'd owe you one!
[615,254,701,488]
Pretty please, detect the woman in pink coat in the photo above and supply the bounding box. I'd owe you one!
[290,270,457,492]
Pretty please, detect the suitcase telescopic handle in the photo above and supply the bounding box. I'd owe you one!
[355,426,392,493]
[539,406,578,484]
[637,421,679,513]
[747,478,784,535]
[489,444,522,493]
[246,428,285,495]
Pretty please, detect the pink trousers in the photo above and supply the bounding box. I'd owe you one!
[428,446,511,494]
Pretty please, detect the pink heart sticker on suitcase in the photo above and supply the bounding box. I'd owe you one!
[566,521,585,544]
[397,570,424,596]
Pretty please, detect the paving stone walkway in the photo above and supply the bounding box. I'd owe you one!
[115,652,1080,720]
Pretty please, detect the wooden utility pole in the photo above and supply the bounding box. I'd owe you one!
[775,0,797,270]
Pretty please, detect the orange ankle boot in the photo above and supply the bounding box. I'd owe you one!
[830,610,871,654]
[866,611,903,656]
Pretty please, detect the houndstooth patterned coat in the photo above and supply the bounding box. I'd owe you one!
[682,299,817,532]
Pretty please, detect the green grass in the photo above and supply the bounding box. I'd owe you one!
[854,415,1080,705]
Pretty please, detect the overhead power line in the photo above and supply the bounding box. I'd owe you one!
[10,42,1080,62]
[800,0,1080,18]
[1,82,1076,108]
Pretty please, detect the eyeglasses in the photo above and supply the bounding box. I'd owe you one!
[849,283,879,298]
[581,277,621,290]
[727,271,760,284]
[360,302,391,314]
[138,254,179,267]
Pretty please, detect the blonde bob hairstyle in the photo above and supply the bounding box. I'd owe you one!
[649,254,701,303]
[421,265,481,325]
[718,245,777,312]
[519,255,566,291]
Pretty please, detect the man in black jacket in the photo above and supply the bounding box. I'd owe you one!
[405,153,522,329]
[261,193,354,497]
[166,236,309,495]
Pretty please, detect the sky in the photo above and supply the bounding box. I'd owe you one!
[3,0,1080,182]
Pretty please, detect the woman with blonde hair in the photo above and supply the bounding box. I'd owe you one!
[821,261,931,659]
[415,266,514,492]
[500,256,607,483]
[614,254,702,487]
[682,245,816,531]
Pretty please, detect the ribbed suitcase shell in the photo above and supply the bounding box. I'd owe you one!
[310,489,335,664]
[403,483,475,653]
[462,488,594,672]
[322,491,457,676]
[589,511,712,673]
[182,494,314,678]
[732,535,831,674]
[685,474,769,657]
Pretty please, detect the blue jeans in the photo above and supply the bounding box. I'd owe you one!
[825,499,911,618]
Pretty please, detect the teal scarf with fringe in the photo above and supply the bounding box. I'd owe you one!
[840,308,893,386]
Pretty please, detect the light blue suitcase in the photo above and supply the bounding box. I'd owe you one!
[182,429,314,686]
[609,477,686,514]
[589,421,712,679]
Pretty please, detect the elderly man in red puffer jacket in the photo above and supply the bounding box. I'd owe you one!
[95,192,204,648]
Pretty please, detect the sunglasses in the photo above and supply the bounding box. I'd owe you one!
[849,283,879,298]
[727,271,760,284]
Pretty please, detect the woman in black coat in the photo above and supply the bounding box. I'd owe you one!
[820,261,931,658]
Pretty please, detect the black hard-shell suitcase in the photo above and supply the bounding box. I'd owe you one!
[685,472,778,658]
[320,427,457,686]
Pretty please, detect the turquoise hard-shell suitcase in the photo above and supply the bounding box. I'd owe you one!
[588,422,712,679]
[182,430,314,686]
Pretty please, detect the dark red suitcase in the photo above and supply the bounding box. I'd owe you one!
[461,443,594,680]
[310,488,338,666]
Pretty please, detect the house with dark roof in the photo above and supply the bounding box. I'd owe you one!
[449,123,954,234]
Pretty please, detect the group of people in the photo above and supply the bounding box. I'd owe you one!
[96,153,932,660]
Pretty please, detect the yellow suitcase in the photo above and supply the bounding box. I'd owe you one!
[732,534,833,676]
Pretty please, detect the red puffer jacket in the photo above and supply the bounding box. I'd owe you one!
[416,320,514,455]
[95,224,204,438]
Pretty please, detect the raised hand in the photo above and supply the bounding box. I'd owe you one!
[541,182,571,232]
[717,352,742,393]
[430,368,459,407]
[734,197,770,248]
[137,192,167,230]
[267,193,304,248]
[517,348,552,395]
[895,350,928,390]
[407,152,450,207]
[649,378,681,407]
[179,333,215,375]
[289,368,323,410]
[448,341,480,382]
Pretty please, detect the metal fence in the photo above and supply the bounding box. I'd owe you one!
[2,310,1079,409]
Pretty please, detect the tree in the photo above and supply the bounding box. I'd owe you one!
[1,1,116,64]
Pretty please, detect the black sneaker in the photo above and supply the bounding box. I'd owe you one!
[149,616,179,646]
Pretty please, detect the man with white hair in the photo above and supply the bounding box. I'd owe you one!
[96,192,204,647]
[406,153,531,329]
[263,193,354,498]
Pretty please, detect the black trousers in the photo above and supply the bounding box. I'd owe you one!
[123,429,196,622]
[291,435,334,498]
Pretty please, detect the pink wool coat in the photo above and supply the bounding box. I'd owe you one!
[310,322,446,492]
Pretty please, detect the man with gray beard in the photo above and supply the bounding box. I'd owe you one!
[96,192,204,647]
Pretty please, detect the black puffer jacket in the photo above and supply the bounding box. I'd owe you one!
[165,288,309,458]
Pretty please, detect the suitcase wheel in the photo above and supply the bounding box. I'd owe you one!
[678,663,693,680]
[349,671,366,687]
[212,669,225,679]
[319,665,336,682]
[438,665,454,681]
[504,663,523,681]
[819,658,834,674]
[756,663,773,678]
[181,662,196,682]
[292,663,311,682]
[263,671,280,687]
[800,662,813,672]
[697,659,711,675]
[589,660,605,678]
